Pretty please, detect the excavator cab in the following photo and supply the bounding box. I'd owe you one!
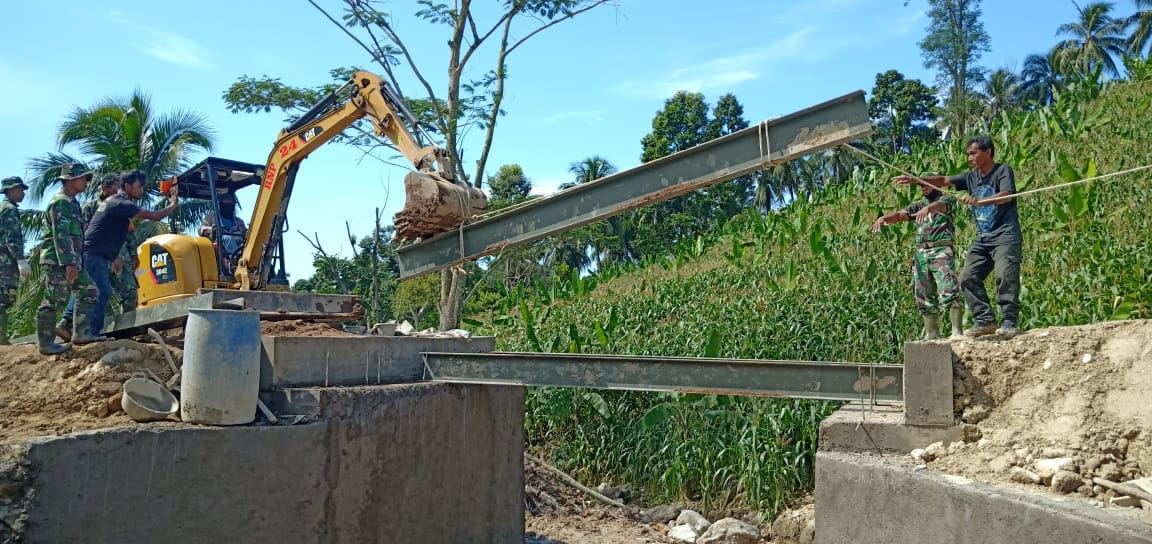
[136,158,285,308]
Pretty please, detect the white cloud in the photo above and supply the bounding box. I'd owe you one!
[135,28,210,68]
[107,12,210,68]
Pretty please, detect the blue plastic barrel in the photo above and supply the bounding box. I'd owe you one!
[180,309,261,425]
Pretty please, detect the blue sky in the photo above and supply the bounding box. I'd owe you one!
[0,0,1099,282]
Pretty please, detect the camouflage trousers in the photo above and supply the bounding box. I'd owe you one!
[39,263,98,312]
[0,261,18,310]
[912,246,962,315]
[110,260,139,311]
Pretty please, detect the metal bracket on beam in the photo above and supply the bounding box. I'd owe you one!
[397,90,872,279]
[422,352,902,402]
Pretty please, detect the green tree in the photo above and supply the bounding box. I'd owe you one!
[1055,1,1131,78]
[1020,49,1066,106]
[867,70,939,151]
[392,273,440,329]
[487,164,533,210]
[562,155,617,188]
[1128,0,1152,58]
[293,218,399,326]
[980,68,1023,120]
[27,90,215,224]
[918,0,991,139]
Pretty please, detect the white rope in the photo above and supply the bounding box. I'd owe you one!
[845,143,1152,205]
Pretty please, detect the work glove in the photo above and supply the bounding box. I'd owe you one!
[17,259,30,278]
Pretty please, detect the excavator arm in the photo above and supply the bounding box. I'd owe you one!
[236,71,484,290]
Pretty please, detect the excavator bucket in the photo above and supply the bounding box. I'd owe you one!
[394,172,488,241]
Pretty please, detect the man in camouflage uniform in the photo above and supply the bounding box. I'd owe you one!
[59,173,139,339]
[872,177,964,340]
[0,176,32,344]
[37,163,105,355]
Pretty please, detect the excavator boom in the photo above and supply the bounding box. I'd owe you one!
[237,71,485,291]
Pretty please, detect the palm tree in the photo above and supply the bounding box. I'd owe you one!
[1055,1,1130,78]
[26,89,215,228]
[981,68,1023,120]
[1019,49,1065,106]
[1126,0,1152,59]
[563,155,618,189]
[560,155,634,269]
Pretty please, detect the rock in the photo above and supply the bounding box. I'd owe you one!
[922,441,947,461]
[95,381,123,397]
[668,524,698,543]
[1097,463,1124,482]
[107,392,124,414]
[910,448,926,461]
[989,453,1015,473]
[674,509,710,533]
[1033,457,1076,481]
[1076,485,1094,497]
[976,438,992,449]
[697,518,761,544]
[1109,495,1141,508]
[1083,455,1108,474]
[1050,471,1082,494]
[960,424,982,443]
[98,347,144,365]
[643,504,681,524]
[596,482,625,501]
[1010,467,1042,485]
[962,405,989,424]
[1039,447,1069,458]
[770,506,814,542]
[1121,429,1140,440]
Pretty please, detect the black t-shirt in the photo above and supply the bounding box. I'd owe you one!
[84,192,141,260]
[948,163,1022,244]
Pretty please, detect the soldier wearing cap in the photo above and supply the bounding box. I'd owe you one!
[0,176,32,344]
[36,163,105,355]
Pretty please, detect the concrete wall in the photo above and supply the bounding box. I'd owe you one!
[816,450,1152,544]
[14,383,525,544]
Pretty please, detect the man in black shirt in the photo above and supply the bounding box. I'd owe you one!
[80,170,178,338]
[893,135,1022,338]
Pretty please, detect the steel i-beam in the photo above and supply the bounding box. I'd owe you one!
[397,90,872,279]
[422,352,902,402]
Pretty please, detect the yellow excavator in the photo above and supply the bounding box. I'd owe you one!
[136,71,486,310]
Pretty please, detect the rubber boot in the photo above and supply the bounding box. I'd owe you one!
[921,313,941,341]
[55,316,73,343]
[36,309,70,355]
[72,303,109,345]
[0,313,10,346]
[949,306,965,337]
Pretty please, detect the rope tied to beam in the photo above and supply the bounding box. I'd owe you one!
[758,120,783,171]
[844,143,1152,205]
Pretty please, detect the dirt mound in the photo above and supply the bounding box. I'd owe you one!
[0,340,183,441]
[261,319,358,337]
[923,319,1152,510]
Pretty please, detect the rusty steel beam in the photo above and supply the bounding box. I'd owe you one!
[422,352,902,402]
[397,90,872,279]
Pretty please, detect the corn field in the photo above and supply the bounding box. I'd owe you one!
[469,76,1152,519]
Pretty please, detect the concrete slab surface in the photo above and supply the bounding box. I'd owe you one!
[259,334,495,390]
[816,450,1152,544]
[819,402,962,453]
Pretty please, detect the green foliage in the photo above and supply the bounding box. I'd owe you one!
[868,70,939,151]
[392,273,441,329]
[471,77,1152,519]
[293,223,399,325]
[486,164,533,210]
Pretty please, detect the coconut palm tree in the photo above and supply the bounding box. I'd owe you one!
[1126,0,1152,59]
[562,155,618,189]
[26,89,215,228]
[561,155,635,269]
[1055,1,1131,78]
[981,68,1023,120]
[1019,49,1066,106]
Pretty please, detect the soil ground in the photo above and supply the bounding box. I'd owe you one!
[919,319,1152,521]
